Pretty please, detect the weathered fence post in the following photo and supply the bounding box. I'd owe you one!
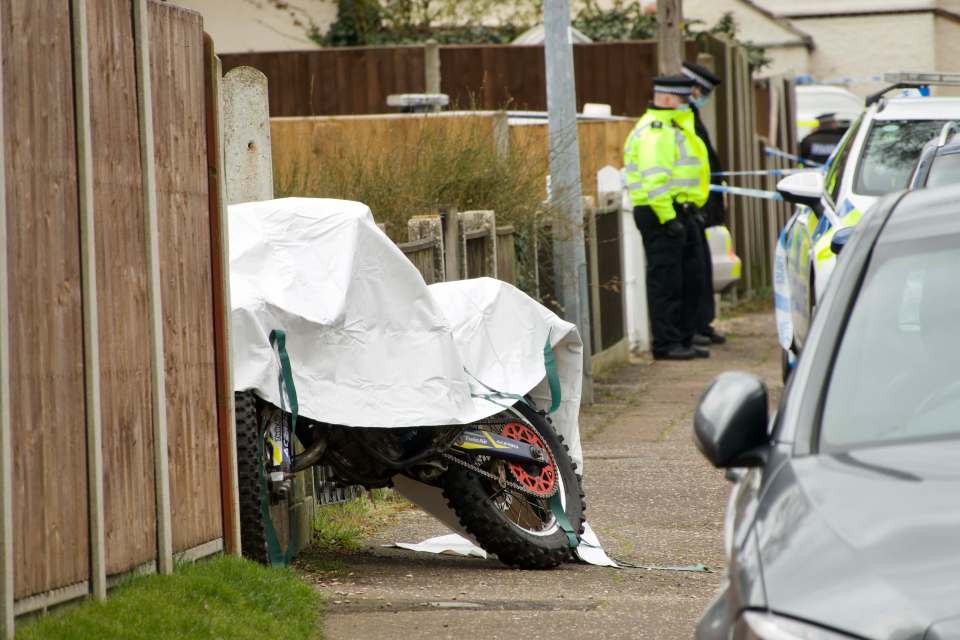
[583,197,603,356]
[440,206,461,280]
[133,0,173,576]
[0,5,11,635]
[408,215,446,282]
[459,210,498,278]
[203,34,241,558]
[71,0,106,599]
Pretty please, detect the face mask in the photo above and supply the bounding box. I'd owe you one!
[675,103,691,112]
[691,95,709,110]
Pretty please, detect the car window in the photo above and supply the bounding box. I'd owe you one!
[819,237,960,451]
[925,152,960,188]
[854,120,951,195]
[824,115,862,205]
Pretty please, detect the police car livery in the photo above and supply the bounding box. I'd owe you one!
[774,73,960,378]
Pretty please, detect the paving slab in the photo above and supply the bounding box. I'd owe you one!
[299,312,781,639]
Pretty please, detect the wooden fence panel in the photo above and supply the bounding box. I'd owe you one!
[221,46,426,116]
[3,0,89,599]
[398,238,438,284]
[149,1,222,554]
[224,41,699,118]
[87,0,158,576]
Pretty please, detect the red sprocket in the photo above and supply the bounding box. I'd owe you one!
[500,422,557,497]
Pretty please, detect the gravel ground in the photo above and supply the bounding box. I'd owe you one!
[300,312,781,640]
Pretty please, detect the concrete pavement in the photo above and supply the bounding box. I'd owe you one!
[298,311,781,639]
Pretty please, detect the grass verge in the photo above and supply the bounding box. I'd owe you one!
[16,556,322,640]
[312,488,412,551]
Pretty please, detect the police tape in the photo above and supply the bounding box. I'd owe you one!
[709,184,784,201]
[764,146,823,167]
[710,168,806,178]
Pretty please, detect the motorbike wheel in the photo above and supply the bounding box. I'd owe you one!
[235,390,269,563]
[442,403,584,570]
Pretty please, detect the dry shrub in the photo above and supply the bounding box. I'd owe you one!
[274,113,555,294]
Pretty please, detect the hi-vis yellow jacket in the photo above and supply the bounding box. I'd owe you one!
[623,106,710,224]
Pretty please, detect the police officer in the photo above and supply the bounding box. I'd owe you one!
[682,61,726,346]
[624,75,710,361]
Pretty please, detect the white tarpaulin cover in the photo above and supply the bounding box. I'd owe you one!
[229,197,583,467]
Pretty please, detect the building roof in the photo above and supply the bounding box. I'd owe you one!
[753,0,960,19]
[682,0,813,49]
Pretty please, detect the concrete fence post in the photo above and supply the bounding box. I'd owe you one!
[222,67,274,205]
[72,0,106,598]
[424,41,441,99]
[0,3,11,635]
[132,0,173,576]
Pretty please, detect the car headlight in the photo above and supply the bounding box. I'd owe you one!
[741,611,857,640]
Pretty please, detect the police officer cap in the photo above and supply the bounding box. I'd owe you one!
[682,62,721,94]
[652,74,694,96]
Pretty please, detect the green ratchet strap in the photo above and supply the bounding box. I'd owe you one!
[542,336,561,413]
[467,336,562,414]
[258,329,300,567]
[549,491,579,549]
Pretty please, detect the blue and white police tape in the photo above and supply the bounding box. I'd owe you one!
[764,146,823,167]
[709,184,783,201]
[711,168,806,178]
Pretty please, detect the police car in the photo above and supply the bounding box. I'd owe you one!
[773,73,960,379]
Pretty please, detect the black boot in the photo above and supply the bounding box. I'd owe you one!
[653,344,697,361]
[698,326,726,344]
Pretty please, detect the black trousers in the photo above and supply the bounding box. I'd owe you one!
[633,205,705,354]
[694,215,716,334]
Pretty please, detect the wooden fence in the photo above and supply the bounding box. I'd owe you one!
[222,40,699,118]
[700,36,799,299]
[0,1,234,630]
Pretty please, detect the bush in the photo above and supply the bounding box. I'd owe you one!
[274,113,552,295]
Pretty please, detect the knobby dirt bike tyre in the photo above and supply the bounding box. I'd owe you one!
[235,390,269,563]
[442,403,585,570]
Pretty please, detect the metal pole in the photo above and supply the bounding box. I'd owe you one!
[544,0,592,402]
[70,0,106,600]
[132,0,173,575]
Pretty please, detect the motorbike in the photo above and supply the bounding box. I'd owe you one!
[234,391,585,570]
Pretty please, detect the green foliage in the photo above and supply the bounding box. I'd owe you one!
[695,11,772,71]
[15,556,321,640]
[321,0,385,47]
[314,0,539,46]
[572,0,656,42]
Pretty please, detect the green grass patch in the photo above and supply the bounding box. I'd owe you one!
[312,488,412,551]
[16,556,322,640]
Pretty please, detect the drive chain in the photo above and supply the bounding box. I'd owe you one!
[442,418,559,500]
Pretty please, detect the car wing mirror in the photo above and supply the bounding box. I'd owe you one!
[777,170,825,210]
[830,226,855,255]
[693,372,770,468]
